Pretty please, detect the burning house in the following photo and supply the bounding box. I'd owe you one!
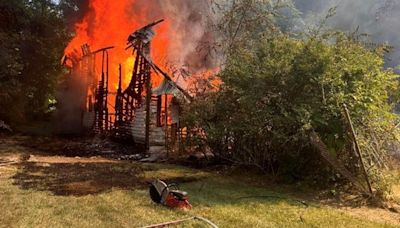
[54,0,218,160]
[57,19,191,158]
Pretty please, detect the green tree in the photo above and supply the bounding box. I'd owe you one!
[211,0,297,57]
[0,0,69,123]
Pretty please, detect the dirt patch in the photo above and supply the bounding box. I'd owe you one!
[27,155,116,164]
[0,155,21,164]
[0,153,21,179]
[311,190,400,226]
[340,206,400,226]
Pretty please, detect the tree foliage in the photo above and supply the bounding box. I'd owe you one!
[0,0,70,123]
[210,0,297,57]
[183,32,399,188]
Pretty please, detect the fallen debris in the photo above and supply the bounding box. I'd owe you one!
[118,154,143,161]
[61,138,141,160]
[140,153,165,163]
[0,120,12,133]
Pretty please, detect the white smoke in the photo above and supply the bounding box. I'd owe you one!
[293,0,400,68]
[158,0,216,72]
[125,0,216,75]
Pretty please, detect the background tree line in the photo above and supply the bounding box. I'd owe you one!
[0,0,83,124]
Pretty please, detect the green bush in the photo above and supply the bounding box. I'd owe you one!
[182,33,399,190]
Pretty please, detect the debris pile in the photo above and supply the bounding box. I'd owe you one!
[0,120,12,133]
[62,138,144,160]
[20,136,145,161]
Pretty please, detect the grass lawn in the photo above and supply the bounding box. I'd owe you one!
[0,136,399,228]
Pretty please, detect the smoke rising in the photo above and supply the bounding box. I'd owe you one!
[65,0,400,73]
[66,0,215,75]
[60,0,90,29]
[293,0,400,68]
[158,0,216,72]
[54,70,88,135]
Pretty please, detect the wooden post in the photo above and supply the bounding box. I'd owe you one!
[105,50,109,131]
[343,104,373,195]
[145,71,152,152]
[165,95,169,157]
[156,95,162,127]
[164,95,168,127]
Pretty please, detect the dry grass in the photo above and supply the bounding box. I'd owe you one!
[0,136,399,228]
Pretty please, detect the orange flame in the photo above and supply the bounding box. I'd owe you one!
[64,0,170,89]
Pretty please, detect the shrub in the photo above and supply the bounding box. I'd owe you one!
[182,33,399,194]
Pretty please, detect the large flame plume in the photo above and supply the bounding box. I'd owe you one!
[64,0,215,89]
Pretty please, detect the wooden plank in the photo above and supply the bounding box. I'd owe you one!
[343,104,373,195]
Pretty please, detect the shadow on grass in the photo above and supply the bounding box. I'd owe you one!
[11,160,204,197]
[12,161,147,196]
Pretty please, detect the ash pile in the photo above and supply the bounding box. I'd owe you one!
[62,137,144,161]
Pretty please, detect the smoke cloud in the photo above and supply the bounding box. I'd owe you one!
[157,0,216,72]
[293,0,400,68]
[130,0,216,72]
[66,0,400,72]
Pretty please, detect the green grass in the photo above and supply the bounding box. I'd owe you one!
[0,137,398,228]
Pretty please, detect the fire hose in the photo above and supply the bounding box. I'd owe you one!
[141,216,218,228]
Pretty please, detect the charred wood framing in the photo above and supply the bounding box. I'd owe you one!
[114,19,164,149]
[94,47,114,133]
[62,19,190,155]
